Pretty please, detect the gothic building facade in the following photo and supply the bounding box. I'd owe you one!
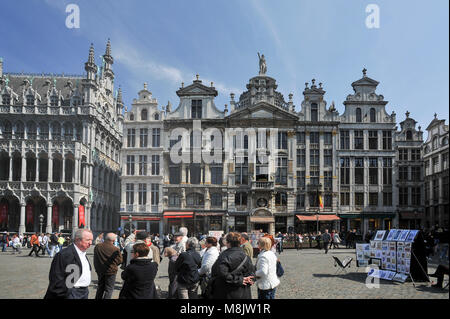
[0,41,123,236]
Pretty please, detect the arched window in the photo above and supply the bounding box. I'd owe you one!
[39,122,49,139]
[311,103,318,122]
[3,120,12,139]
[356,108,362,122]
[169,193,181,207]
[370,108,376,123]
[406,130,413,141]
[52,122,61,140]
[15,121,24,139]
[26,95,35,106]
[63,122,73,140]
[129,113,134,121]
[443,137,449,146]
[186,193,204,207]
[154,113,159,120]
[141,109,148,120]
[27,121,37,139]
[433,136,439,150]
[211,193,222,207]
[2,94,11,105]
[50,95,59,107]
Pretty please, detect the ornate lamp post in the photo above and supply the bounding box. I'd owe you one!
[225,213,229,233]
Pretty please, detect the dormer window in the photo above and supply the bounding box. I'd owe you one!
[311,103,318,122]
[2,94,10,105]
[433,136,439,150]
[50,95,59,107]
[406,130,413,141]
[370,108,376,123]
[26,95,35,106]
[192,100,202,119]
[129,113,134,121]
[141,109,148,120]
[154,113,159,120]
[356,108,362,122]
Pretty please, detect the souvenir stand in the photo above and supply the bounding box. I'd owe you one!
[356,229,429,286]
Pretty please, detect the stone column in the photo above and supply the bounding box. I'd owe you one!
[73,204,79,233]
[62,157,66,183]
[21,155,26,182]
[46,204,52,233]
[48,156,53,182]
[85,206,90,230]
[35,156,40,182]
[9,155,13,182]
[19,204,26,235]
[74,158,79,184]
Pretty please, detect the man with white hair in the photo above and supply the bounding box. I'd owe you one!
[44,229,93,299]
[93,232,123,299]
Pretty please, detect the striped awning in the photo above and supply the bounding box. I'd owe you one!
[163,212,194,219]
[296,214,340,221]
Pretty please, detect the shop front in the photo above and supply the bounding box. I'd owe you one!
[399,211,424,229]
[194,211,225,235]
[295,214,340,234]
[120,215,162,235]
[163,211,194,236]
[339,213,396,238]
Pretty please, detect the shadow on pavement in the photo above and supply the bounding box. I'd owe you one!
[312,272,398,286]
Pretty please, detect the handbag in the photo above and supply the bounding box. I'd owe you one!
[202,255,249,299]
[276,260,284,277]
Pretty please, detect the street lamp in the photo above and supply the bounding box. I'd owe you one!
[39,214,44,234]
[128,214,133,234]
[225,212,229,233]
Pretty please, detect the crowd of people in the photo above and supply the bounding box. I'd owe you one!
[0,232,70,257]
[42,227,283,300]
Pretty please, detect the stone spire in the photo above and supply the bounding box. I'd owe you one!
[103,38,113,65]
[117,86,123,104]
[85,43,97,79]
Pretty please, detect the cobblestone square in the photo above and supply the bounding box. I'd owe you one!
[0,246,447,299]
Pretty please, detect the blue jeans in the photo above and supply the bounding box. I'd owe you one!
[1,243,7,252]
[49,245,57,257]
[258,287,277,299]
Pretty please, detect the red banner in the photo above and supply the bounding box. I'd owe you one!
[79,205,85,227]
[26,204,33,225]
[52,205,59,226]
[0,203,7,224]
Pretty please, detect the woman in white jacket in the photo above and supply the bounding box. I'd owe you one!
[255,237,280,299]
[198,237,220,296]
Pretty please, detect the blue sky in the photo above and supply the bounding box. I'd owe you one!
[1,0,448,134]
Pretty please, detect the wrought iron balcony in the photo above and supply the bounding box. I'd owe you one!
[251,181,274,190]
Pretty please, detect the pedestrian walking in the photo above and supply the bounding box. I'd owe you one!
[332,231,341,249]
[57,234,65,252]
[0,232,8,252]
[28,232,40,257]
[209,232,255,299]
[164,247,179,299]
[119,242,158,299]
[44,229,93,299]
[322,229,331,254]
[255,237,280,299]
[48,232,59,257]
[93,232,123,299]
[175,237,201,299]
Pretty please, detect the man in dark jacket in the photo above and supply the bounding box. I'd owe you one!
[94,232,123,299]
[322,229,331,254]
[175,237,201,299]
[44,229,93,299]
[119,242,158,299]
[210,232,255,299]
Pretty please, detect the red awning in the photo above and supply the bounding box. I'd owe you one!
[163,212,194,219]
[296,214,341,221]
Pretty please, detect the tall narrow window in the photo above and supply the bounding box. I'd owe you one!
[340,131,350,150]
[235,192,247,206]
[127,129,135,147]
[235,157,248,185]
[311,103,318,122]
[275,192,287,206]
[356,108,362,122]
[192,100,202,119]
[354,130,364,149]
[190,164,201,184]
[141,109,148,120]
[140,128,148,147]
[297,171,305,188]
[324,171,332,190]
[151,184,159,205]
[297,149,305,167]
[126,184,134,205]
[369,157,378,185]
[340,157,350,185]
[355,158,364,185]
[296,132,305,144]
[369,130,378,150]
[151,155,160,175]
[324,149,332,167]
[276,157,287,185]
[126,155,135,175]
[211,165,223,185]
[138,155,147,176]
[277,131,288,149]
[324,132,332,145]
[406,130,413,141]
[152,128,160,147]
[383,158,392,185]
[383,131,392,150]
[399,187,409,206]
[138,183,147,205]
[370,108,376,122]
